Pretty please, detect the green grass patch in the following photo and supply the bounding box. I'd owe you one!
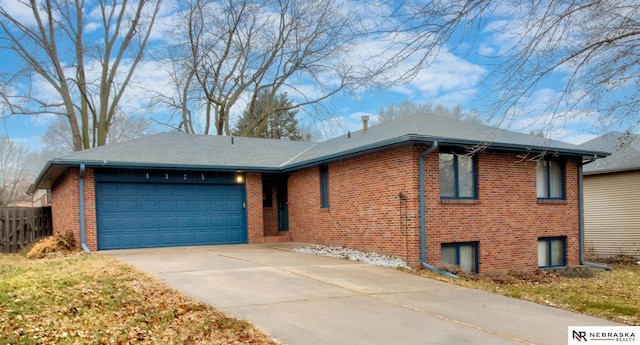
[0,253,280,344]
[405,264,640,326]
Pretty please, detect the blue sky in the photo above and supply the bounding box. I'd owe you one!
[0,0,628,151]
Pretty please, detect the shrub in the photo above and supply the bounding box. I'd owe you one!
[26,231,77,259]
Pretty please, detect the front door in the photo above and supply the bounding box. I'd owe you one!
[277,175,289,231]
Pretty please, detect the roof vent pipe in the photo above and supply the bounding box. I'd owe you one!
[361,115,370,134]
[231,136,234,145]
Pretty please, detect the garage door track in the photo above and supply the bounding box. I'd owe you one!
[104,244,620,345]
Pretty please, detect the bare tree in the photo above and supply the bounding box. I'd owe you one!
[42,112,154,154]
[381,0,640,130]
[165,0,370,136]
[0,0,163,151]
[378,100,480,123]
[0,137,34,206]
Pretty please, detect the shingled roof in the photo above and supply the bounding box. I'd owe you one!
[581,132,640,175]
[35,113,609,188]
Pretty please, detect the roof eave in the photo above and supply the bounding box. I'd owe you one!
[281,135,609,172]
[583,166,640,176]
[34,159,283,189]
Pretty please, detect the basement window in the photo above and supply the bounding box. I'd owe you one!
[538,237,566,268]
[441,242,478,274]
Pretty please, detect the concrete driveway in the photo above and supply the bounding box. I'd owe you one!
[104,244,620,345]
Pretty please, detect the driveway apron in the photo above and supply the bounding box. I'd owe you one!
[104,244,621,345]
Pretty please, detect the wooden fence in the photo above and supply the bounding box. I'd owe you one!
[0,207,52,253]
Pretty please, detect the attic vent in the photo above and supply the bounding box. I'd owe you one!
[361,115,370,134]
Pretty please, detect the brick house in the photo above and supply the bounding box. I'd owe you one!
[34,114,608,273]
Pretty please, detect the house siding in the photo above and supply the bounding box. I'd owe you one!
[584,170,640,258]
[288,146,581,272]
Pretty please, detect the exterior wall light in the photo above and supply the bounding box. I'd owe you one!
[235,174,245,184]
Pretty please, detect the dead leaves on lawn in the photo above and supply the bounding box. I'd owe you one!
[0,254,281,345]
[407,265,640,326]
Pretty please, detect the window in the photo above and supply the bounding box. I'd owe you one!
[441,242,478,273]
[536,160,564,199]
[439,153,477,199]
[262,185,273,207]
[538,237,566,268]
[320,164,329,208]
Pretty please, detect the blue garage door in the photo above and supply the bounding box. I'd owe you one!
[96,182,246,250]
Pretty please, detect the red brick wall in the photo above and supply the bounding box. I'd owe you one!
[289,146,423,264]
[245,172,264,243]
[51,168,98,251]
[288,145,581,272]
[263,183,279,236]
[424,151,580,272]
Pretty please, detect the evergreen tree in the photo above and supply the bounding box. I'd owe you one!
[234,91,305,141]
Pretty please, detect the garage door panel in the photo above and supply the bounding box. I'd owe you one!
[121,199,138,210]
[159,232,177,245]
[100,200,122,213]
[209,200,225,212]
[157,201,176,212]
[175,216,193,228]
[176,200,192,212]
[97,181,246,250]
[138,216,158,229]
[138,200,156,212]
[225,200,242,212]
[100,235,122,249]
[227,230,244,242]
[192,202,209,212]
[209,214,227,227]
[226,215,242,227]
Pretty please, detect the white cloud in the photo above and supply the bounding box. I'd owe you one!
[560,133,598,145]
[477,43,495,56]
[0,0,42,26]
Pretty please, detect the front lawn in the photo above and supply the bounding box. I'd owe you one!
[0,253,280,344]
[408,264,640,326]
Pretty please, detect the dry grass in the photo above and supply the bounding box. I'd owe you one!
[0,253,281,344]
[406,264,640,326]
[25,231,77,259]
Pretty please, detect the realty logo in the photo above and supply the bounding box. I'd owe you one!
[568,326,639,344]
[573,330,588,341]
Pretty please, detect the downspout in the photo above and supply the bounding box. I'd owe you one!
[79,164,91,253]
[420,141,458,278]
[578,157,609,270]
